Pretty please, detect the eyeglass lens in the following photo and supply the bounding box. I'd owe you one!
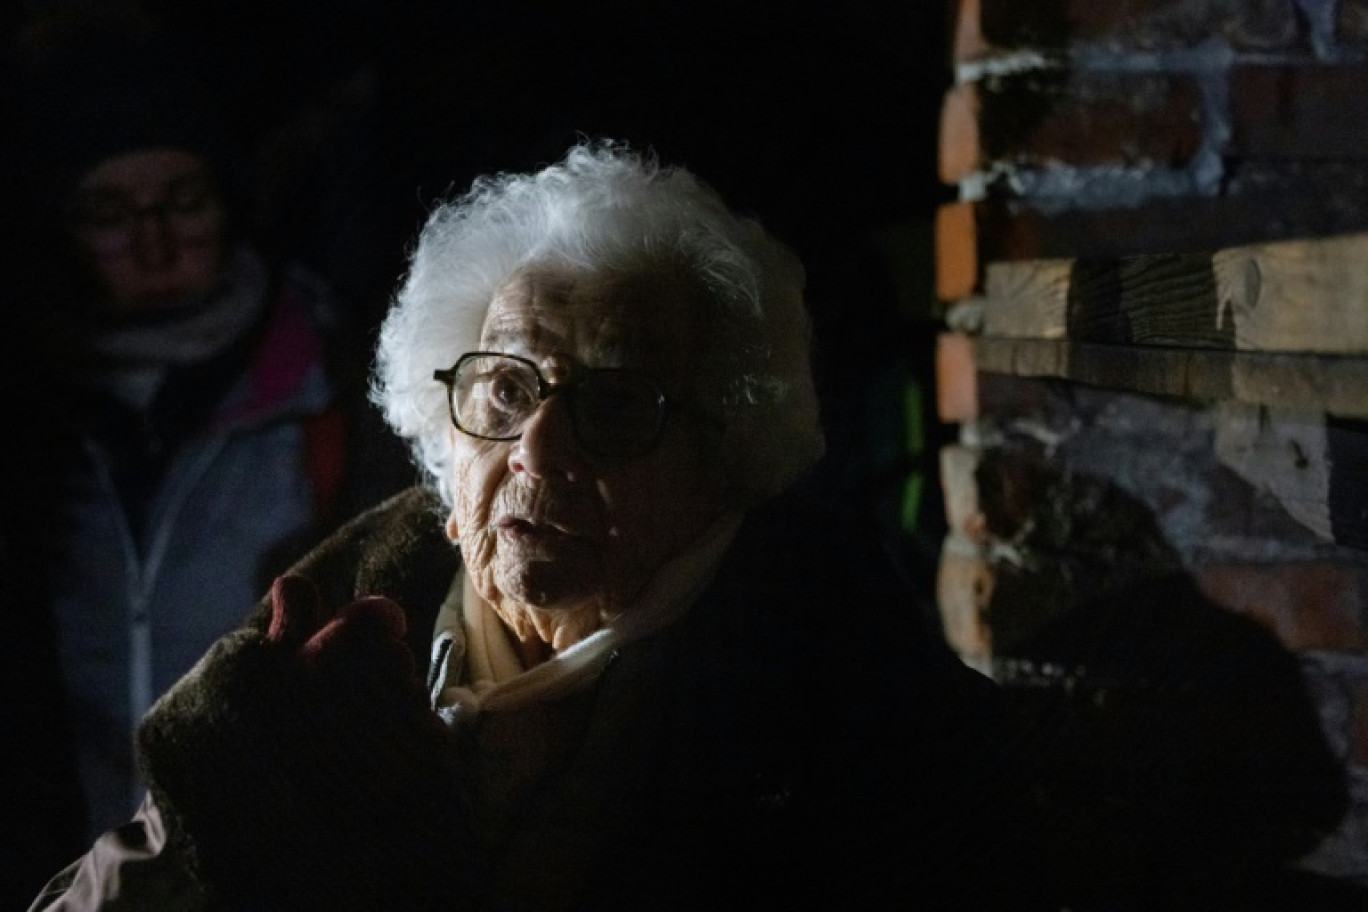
[451,354,665,455]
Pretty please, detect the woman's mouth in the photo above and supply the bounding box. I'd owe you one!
[497,515,580,542]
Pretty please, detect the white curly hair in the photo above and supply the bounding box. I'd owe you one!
[370,138,825,509]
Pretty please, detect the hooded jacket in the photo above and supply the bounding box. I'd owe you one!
[48,252,350,842]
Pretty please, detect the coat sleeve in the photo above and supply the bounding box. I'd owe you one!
[28,490,458,912]
[26,794,219,912]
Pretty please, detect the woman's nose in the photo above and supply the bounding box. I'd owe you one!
[131,211,177,267]
[507,395,587,482]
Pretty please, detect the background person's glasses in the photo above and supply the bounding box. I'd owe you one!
[64,173,224,257]
[434,351,687,458]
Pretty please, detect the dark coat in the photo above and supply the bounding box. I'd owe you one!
[122,481,1055,911]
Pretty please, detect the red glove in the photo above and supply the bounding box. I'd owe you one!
[137,575,478,911]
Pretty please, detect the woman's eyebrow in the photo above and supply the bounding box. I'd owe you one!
[480,320,569,355]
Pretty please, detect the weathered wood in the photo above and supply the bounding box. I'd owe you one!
[1213,402,1333,543]
[982,233,1368,354]
[970,337,1368,417]
[982,259,1071,339]
[1213,235,1368,354]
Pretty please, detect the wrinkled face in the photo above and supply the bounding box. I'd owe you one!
[66,147,228,313]
[446,264,732,649]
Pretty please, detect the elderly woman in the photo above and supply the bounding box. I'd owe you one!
[31,141,1052,912]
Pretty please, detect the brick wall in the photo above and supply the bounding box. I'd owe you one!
[934,0,1368,904]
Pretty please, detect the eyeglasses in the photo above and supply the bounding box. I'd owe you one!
[433,351,696,458]
[64,173,224,257]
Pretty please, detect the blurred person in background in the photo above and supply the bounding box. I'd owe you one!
[3,5,411,871]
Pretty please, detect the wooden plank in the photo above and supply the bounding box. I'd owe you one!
[970,337,1368,417]
[984,254,1226,346]
[971,336,1070,378]
[1231,353,1368,419]
[1214,234,1368,354]
[1077,253,1229,348]
[1211,403,1368,549]
[1212,402,1332,543]
[981,232,1368,353]
[982,258,1071,338]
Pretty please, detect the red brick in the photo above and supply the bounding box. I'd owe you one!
[979,71,1202,168]
[936,332,979,422]
[1218,0,1301,49]
[1195,562,1368,652]
[1339,0,1368,43]
[940,82,980,183]
[1229,65,1368,160]
[980,0,1300,51]
[952,0,991,63]
[977,0,1074,49]
[936,201,979,300]
[965,161,1368,261]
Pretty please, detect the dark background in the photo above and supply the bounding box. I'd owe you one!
[4,0,955,372]
[156,1,956,330]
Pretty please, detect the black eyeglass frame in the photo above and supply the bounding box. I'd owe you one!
[433,351,697,458]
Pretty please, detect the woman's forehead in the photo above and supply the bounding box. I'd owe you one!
[479,266,702,371]
[77,147,210,194]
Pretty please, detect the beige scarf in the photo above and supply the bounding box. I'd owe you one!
[429,511,742,723]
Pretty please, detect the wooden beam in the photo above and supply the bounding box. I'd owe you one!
[981,233,1368,354]
[1214,403,1368,551]
[969,337,1368,418]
